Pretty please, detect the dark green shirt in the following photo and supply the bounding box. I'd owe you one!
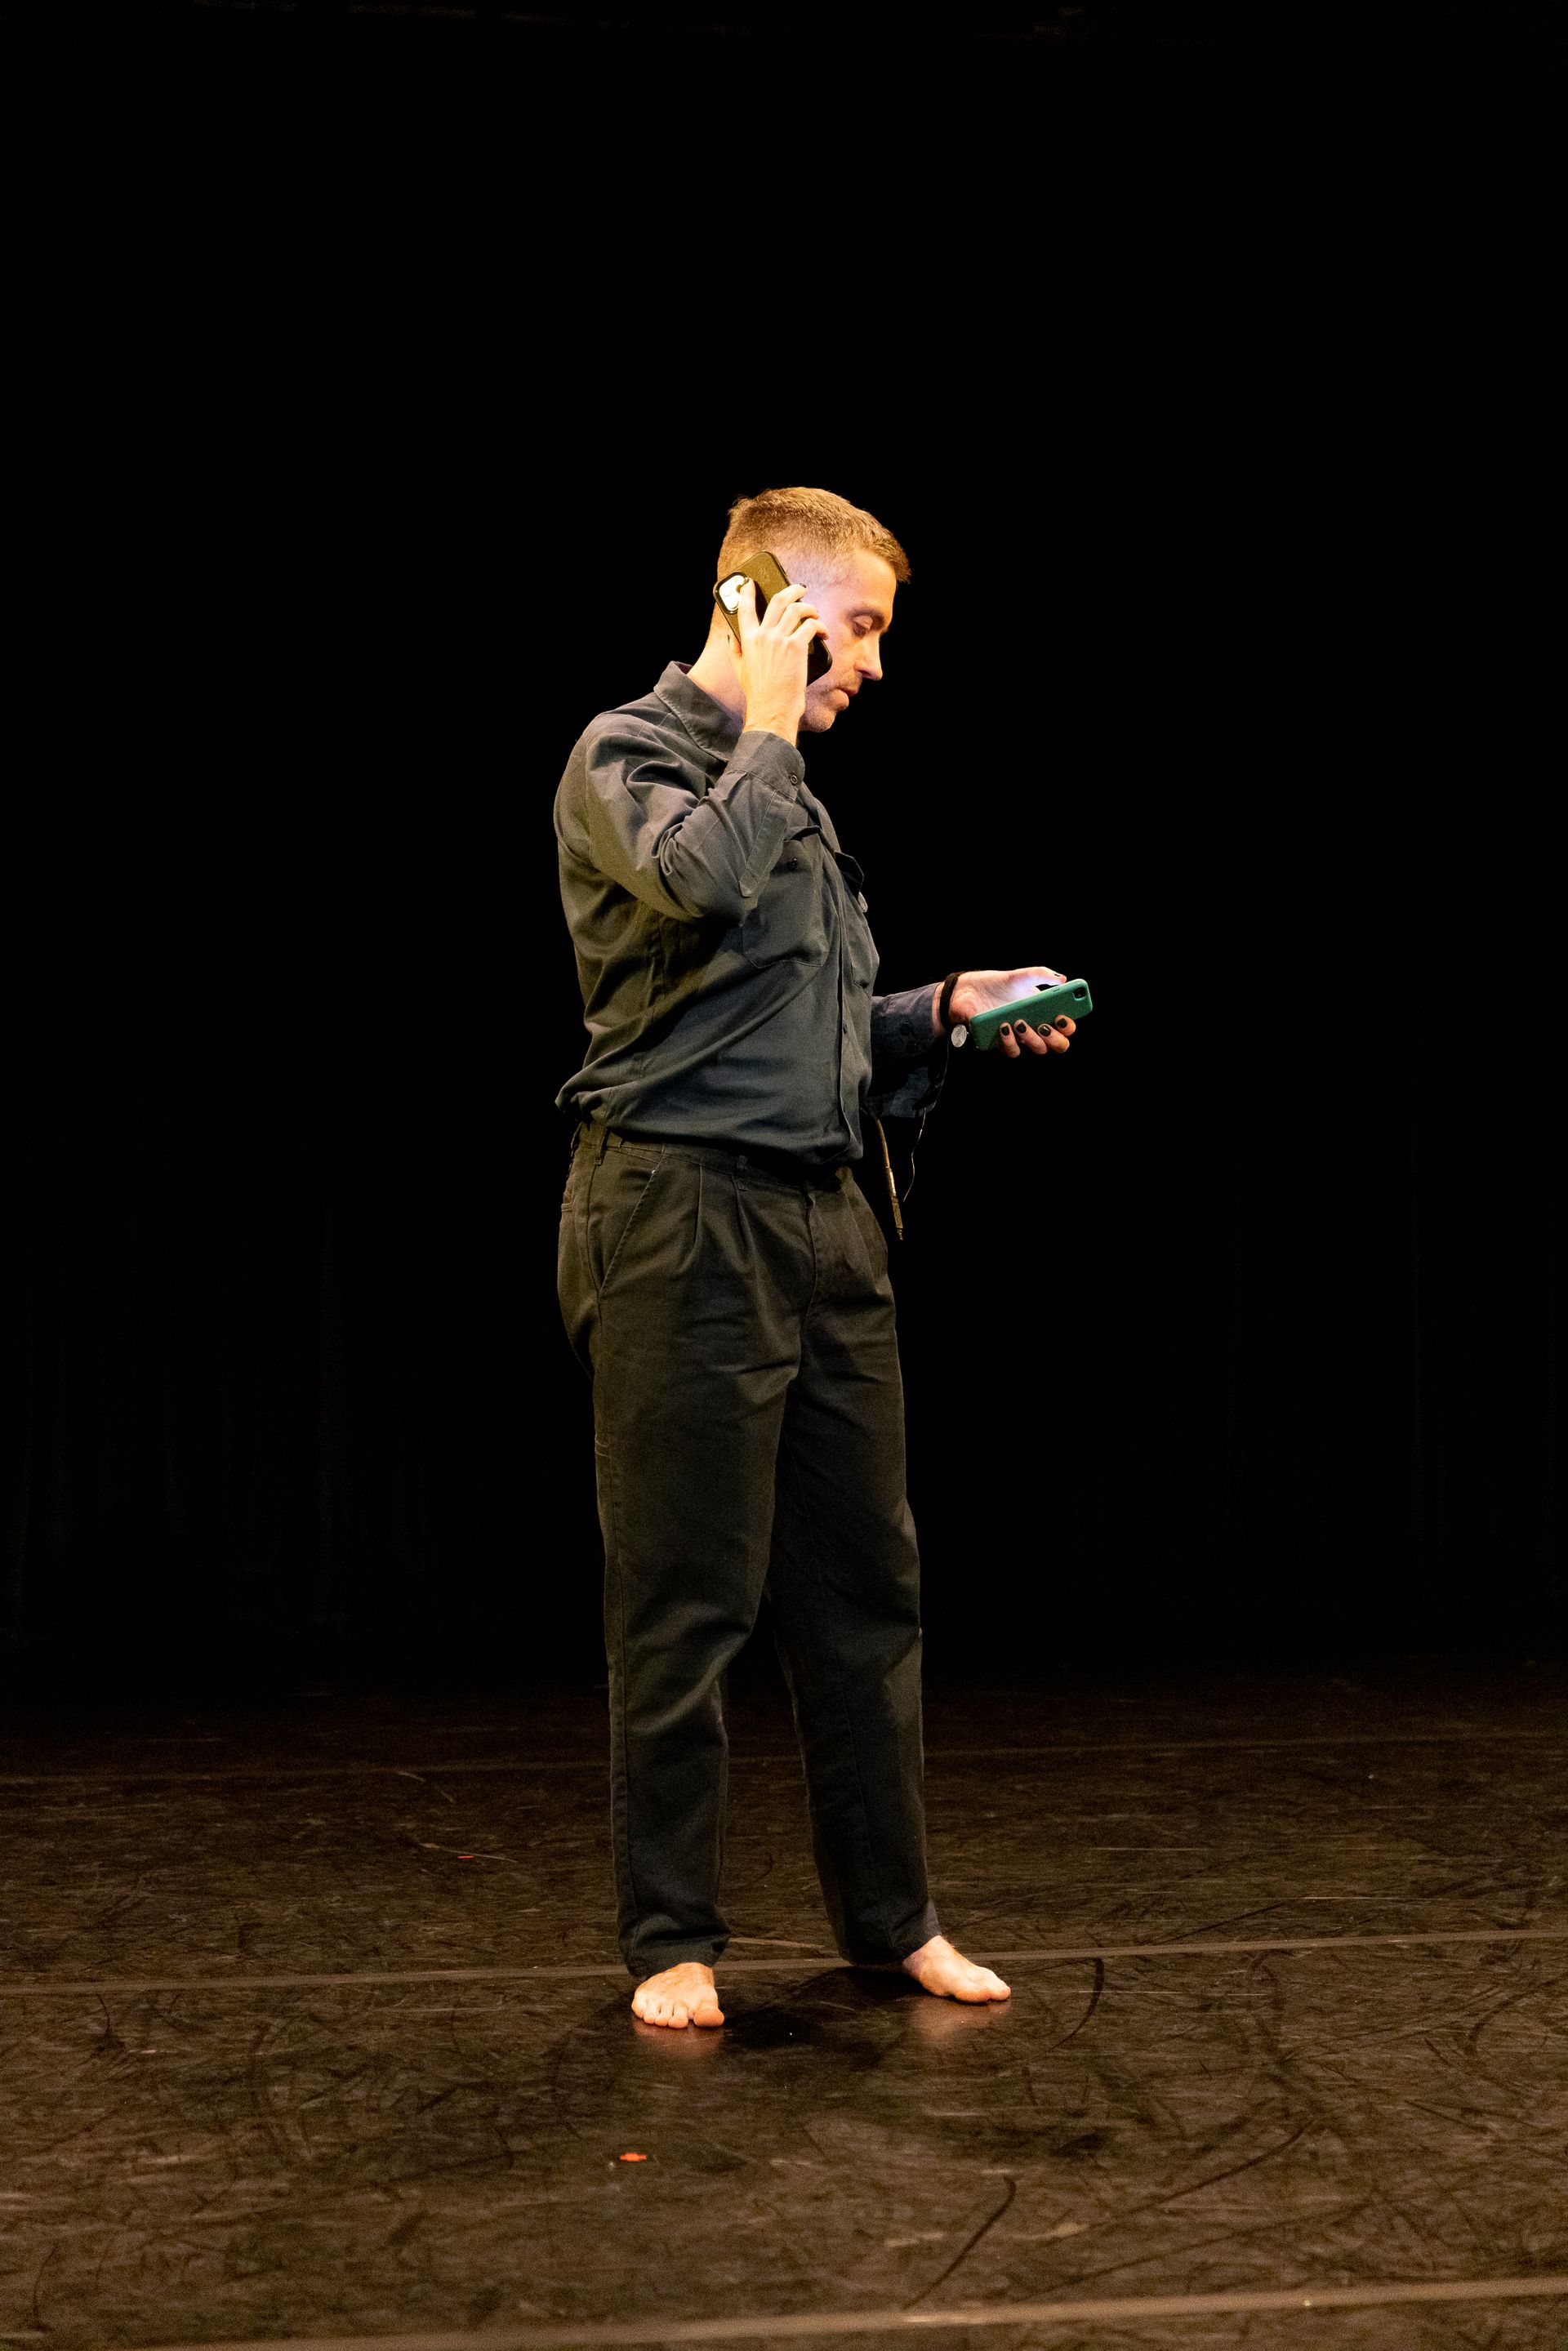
[555,662,946,1164]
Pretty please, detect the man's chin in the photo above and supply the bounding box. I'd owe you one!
[800,694,843,735]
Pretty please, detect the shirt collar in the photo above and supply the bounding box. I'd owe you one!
[653,661,743,764]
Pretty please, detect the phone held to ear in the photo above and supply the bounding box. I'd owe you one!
[714,550,832,683]
[960,977,1094,1052]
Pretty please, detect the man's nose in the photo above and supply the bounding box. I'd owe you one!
[855,643,883,682]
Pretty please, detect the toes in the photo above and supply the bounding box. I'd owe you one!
[967,1970,1010,2001]
[631,1970,723,2029]
[911,1958,1013,2003]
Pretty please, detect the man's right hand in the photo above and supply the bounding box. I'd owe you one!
[736,577,826,743]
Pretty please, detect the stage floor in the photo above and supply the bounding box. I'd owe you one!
[2,1659,1565,2350]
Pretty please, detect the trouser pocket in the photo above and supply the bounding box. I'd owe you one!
[588,1148,663,1289]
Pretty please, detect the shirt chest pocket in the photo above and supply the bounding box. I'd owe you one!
[737,839,831,972]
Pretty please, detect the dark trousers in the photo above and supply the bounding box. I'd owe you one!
[558,1124,941,1980]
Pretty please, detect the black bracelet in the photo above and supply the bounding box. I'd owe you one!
[938,970,963,1035]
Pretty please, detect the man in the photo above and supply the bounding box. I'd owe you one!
[555,487,1076,2029]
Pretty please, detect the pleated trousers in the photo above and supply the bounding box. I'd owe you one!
[557,1123,940,1980]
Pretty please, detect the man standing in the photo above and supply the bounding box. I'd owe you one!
[555,487,1076,2028]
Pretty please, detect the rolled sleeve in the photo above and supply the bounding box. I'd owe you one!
[581,721,804,924]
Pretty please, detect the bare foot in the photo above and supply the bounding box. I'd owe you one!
[901,1935,1011,2003]
[630,1961,725,2029]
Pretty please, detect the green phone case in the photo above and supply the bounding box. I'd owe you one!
[965,977,1093,1051]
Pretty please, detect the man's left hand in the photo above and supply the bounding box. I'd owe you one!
[945,967,1077,1059]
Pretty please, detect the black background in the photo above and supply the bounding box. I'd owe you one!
[17,5,1561,1692]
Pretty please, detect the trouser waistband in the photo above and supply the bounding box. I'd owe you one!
[575,1121,849,1191]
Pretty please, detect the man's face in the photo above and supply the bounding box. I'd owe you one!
[795,550,898,734]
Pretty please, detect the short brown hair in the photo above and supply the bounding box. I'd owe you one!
[717,485,910,586]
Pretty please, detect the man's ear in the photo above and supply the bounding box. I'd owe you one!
[710,602,742,656]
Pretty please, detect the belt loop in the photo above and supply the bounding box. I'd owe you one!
[586,1121,611,1165]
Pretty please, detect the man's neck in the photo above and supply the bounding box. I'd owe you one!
[685,635,746,727]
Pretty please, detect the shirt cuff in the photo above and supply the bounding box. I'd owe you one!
[733,727,805,800]
[871,982,942,1065]
[867,982,948,1124]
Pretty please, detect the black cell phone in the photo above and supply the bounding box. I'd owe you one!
[713,549,832,682]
